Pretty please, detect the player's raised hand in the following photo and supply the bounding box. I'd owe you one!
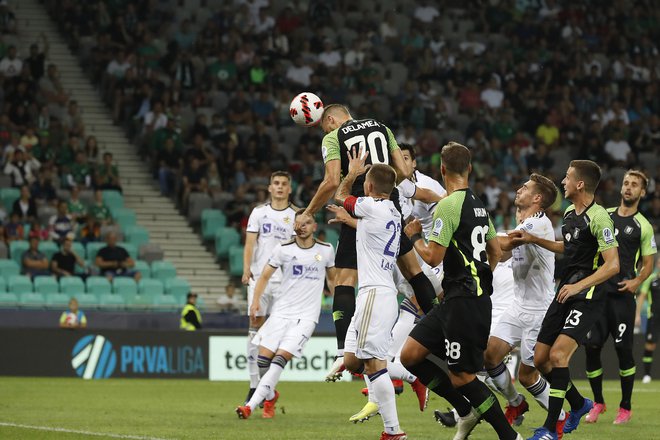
[294,211,313,234]
[346,146,370,176]
[327,204,351,225]
[557,283,581,303]
[404,218,422,238]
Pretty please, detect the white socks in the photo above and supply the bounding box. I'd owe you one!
[387,359,416,384]
[525,375,566,420]
[389,307,416,359]
[247,355,288,411]
[247,328,260,388]
[369,368,400,434]
[487,362,520,404]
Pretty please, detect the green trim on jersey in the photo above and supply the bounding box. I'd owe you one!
[429,191,466,247]
[322,130,341,163]
[586,203,618,255]
[385,126,399,152]
[636,212,657,257]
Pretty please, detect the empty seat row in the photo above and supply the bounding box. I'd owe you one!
[0,290,194,309]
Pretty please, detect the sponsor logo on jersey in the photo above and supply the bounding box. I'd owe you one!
[651,235,657,250]
[293,265,303,275]
[603,227,615,244]
[431,218,443,237]
[263,223,271,233]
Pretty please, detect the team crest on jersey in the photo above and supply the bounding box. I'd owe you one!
[314,254,322,261]
[283,216,291,224]
[603,227,615,244]
[565,233,572,242]
[624,226,634,235]
[573,228,580,239]
[431,218,443,237]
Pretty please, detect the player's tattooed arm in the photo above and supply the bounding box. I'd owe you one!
[334,146,369,205]
[326,204,358,229]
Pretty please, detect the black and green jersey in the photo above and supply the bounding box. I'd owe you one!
[603,208,657,292]
[561,201,618,299]
[321,118,399,195]
[641,270,659,318]
[428,188,496,299]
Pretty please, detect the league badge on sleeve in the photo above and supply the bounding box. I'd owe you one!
[603,227,615,244]
[431,218,443,237]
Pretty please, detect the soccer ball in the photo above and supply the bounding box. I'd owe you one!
[65,312,78,326]
[290,92,324,127]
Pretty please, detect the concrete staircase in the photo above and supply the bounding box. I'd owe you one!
[15,0,229,310]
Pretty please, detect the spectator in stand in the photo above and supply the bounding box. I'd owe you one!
[5,212,24,242]
[28,219,49,241]
[604,130,634,167]
[66,151,93,189]
[51,233,86,279]
[157,137,180,196]
[227,90,253,127]
[62,100,85,138]
[79,215,101,244]
[142,101,168,137]
[22,236,50,278]
[30,168,57,206]
[49,200,76,243]
[95,152,122,192]
[39,64,69,118]
[535,114,560,148]
[4,148,40,187]
[0,1,16,34]
[0,45,22,77]
[67,186,87,223]
[59,297,87,329]
[181,157,208,209]
[12,185,38,223]
[84,136,99,164]
[88,190,112,225]
[95,231,140,282]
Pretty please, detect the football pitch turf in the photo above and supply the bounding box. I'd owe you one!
[1,378,659,439]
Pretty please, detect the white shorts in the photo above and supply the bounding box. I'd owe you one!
[345,287,398,360]
[247,278,280,317]
[490,306,508,334]
[491,306,545,367]
[252,315,316,357]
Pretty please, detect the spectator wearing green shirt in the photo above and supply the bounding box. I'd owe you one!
[89,190,112,225]
[208,51,237,90]
[95,152,122,193]
[66,151,92,189]
[67,186,87,223]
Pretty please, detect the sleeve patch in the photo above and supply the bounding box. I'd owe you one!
[431,218,444,237]
[321,145,328,162]
[603,227,615,244]
[651,235,657,250]
[524,222,534,231]
[343,196,359,214]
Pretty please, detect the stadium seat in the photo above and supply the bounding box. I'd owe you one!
[9,240,29,266]
[138,243,164,263]
[0,241,7,259]
[215,227,241,259]
[323,229,339,248]
[153,293,179,308]
[86,242,106,264]
[152,261,176,281]
[0,187,19,212]
[139,279,164,296]
[76,292,99,307]
[0,292,18,306]
[45,293,70,308]
[135,260,151,279]
[165,277,190,297]
[113,277,137,296]
[8,275,33,294]
[102,190,124,211]
[112,208,137,229]
[99,293,126,308]
[38,241,60,261]
[34,276,59,294]
[0,259,20,280]
[60,276,85,295]
[201,209,227,241]
[118,242,138,260]
[71,242,85,259]
[19,292,46,307]
[187,192,213,224]
[23,223,31,239]
[124,225,150,248]
[228,245,244,277]
[0,276,6,292]
[86,276,112,295]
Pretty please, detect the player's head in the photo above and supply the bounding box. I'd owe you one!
[563,160,601,199]
[320,104,352,134]
[364,164,397,197]
[294,209,317,239]
[620,170,648,207]
[516,173,558,211]
[69,297,79,312]
[399,143,416,176]
[440,142,472,180]
[269,171,292,201]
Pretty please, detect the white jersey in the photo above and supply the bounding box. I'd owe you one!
[511,211,555,312]
[353,197,401,291]
[492,259,515,311]
[246,203,297,281]
[266,239,335,323]
[412,170,446,238]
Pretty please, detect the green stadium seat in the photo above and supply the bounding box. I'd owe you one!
[19,292,46,306]
[135,260,151,279]
[139,279,164,296]
[0,259,20,280]
[113,208,137,229]
[71,242,85,259]
[113,277,137,295]
[46,293,71,308]
[23,223,31,239]
[202,209,227,240]
[34,276,59,294]
[38,241,60,261]
[0,187,20,212]
[0,292,18,305]
[118,242,138,260]
[86,276,111,295]
[86,242,106,264]
[323,229,339,248]
[153,293,179,308]
[152,261,176,281]
[165,277,190,297]
[0,276,6,292]
[60,276,85,295]
[215,227,241,259]
[9,240,29,266]
[8,275,32,294]
[76,292,99,307]
[124,225,150,248]
[228,245,244,277]
[125,292,155,307]
[74,261,89,276]
[102,190,124,211]
[99,293,126,307]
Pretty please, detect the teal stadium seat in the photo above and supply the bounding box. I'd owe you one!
[202,209,227,241]
[113,277,137,296]
[0,292,18,305]
[46,293,71,308]
[0,187,20,212]
[135,260,151,279]
[228,245,244,277]
[165,277,190,297]
[71,242,86,259]
[118,242,138,260]
[139,279,164,296]
[215,227,240,259]
[34,276,59,294]
[113,208,137,229]
[0,276,6,292]
[8,275,32,294]
[152,261,176,281]
[19,292,46,307]
[86,242,106,264]
[86,276,112,295]
[60,276,85,295]
[124,225,150,248]
[99,293,126,307]
[102,190,124,211]
[9,240,29,267]
[0,260,20,280]
[76,292,99,307]
[38,241,60,261]
[153,293,179,308]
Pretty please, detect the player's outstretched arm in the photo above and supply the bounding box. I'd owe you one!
[296,160,341,231]
[413,186,444,204]
[334,146,369,205]
[486,237,503,272]
[557,247,620,303]
[405,218,446,267]
[250,265,277,320]
[508,229,564,253]
[327,204,358,229]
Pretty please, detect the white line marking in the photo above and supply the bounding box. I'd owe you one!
[601,387,660,392]
[0,422,173,440]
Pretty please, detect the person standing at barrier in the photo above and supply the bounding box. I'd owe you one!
[180,292,202,331]
[59,297,87,329]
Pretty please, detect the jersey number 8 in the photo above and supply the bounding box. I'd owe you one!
[343,132,389,164]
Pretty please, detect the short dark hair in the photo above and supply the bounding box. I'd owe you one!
[270,170,291,183]
[440,142,471,175]
[321,104,350,123]
[624,169,648,190]
[569,160,601,193]
[366,164,397,195]
[530,173,558,210]
[399,143,416,161]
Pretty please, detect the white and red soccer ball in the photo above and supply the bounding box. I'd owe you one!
[290,92,324,127]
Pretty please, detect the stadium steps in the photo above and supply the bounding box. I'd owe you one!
[18,0,230,310]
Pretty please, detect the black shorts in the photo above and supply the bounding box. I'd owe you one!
[409,295,491,373]
[334,186,413,270]
[584,293,636,350]
[537,296,605,347]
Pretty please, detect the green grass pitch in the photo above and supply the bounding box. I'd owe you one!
[1,377,659,439]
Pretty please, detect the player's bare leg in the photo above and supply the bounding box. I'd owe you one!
[237,347,291,419]
[327,268,358,381]
[246,314,266,403]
